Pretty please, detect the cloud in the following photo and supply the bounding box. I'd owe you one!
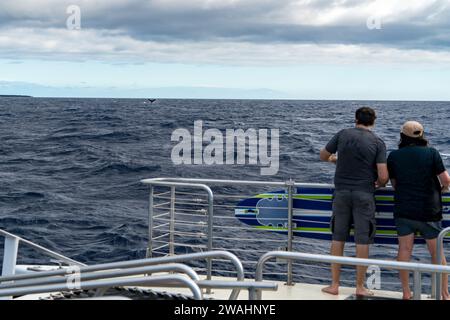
[0,0,450,65]
[1,26,450,67]
[0,80,288,99]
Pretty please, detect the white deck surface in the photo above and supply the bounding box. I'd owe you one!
[14,274,432,300]
[141,275,431,300]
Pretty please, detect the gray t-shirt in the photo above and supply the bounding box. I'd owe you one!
[326,127,387,192]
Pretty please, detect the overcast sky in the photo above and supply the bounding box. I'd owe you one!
[1,0,450,99]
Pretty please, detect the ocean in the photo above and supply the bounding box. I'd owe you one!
[1,97,449,291]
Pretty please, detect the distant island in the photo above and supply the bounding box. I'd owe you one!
[0,95,33,98]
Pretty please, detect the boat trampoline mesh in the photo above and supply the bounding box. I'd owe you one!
[37,287,200,300]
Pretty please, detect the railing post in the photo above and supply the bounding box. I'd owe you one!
[431,273,436,299]
[286,179,295,286]
[248,287,258,300]
[1,235,19,300]
[435,227,450,300]
[206,186,214,294]
[413,271,422,300]
[169,186,176,256]
[146,185,154,258]
[2,235,19,277]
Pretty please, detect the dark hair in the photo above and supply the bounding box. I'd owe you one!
[398,133,428,149]
[355,107,377,126]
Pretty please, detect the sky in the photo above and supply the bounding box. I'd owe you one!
[1,0,450,100]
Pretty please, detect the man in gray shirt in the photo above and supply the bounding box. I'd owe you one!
[320,107,389,297]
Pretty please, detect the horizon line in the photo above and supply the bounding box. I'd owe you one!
[4,95,450,103]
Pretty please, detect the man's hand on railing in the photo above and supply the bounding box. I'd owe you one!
[375,181,386,189]
[328,154,337,164]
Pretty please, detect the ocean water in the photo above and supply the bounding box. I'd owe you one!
[1,97,449,291]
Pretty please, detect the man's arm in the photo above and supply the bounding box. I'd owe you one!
[375,163,389,188]
[320,148,337,163]
[438,171,450,192]
[390,178,396,190]
[320,132,339,163]
[375,139,388,188]
[386,154,396,189]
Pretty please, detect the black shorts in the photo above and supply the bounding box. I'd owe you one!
[331,190,376,245]
[395,217,442,240]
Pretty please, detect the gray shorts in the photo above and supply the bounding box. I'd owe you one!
[331,190,376,245]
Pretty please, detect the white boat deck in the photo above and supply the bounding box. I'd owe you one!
[141,275,430,300]
[13,274,431,300]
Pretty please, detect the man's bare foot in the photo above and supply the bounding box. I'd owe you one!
[355,287,374,297]
[402,292,412,300]
[442,292,450,300]
[322,285,339,295]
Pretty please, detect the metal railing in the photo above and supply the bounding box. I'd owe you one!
[196,279,277,300]
[255,251,450,300]
[1,228,86,278]
[141,177,449,297]
[0,274,203,300]
[0,249,247,299]
[0,263,200,290]
[110,250,245,300]
[0,229,204,300]
[141,177,303,287]
[1,226,275,300]
[141,178,387,286]
[143,180,214,285]
[143,179,285,298]
[435,226,450,300]
[0,247,278,300]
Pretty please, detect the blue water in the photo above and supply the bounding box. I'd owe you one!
[1,97,449,291]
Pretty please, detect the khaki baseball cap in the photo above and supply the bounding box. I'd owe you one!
[401,121,424,138]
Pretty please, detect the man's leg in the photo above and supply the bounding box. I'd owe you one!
[425,238,449,300]
[322,240,345,295]
[355,244,370,296]
[352,191,376,296]
[322,190,352,296]
[397,234,414,300]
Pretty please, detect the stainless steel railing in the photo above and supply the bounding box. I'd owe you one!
[0,263,200,290]
[141,177,449,296]
[142,178,293,288]
[141,178,392,287]
[0,274,203,300]
[141,177,301,287]
[0,228,86,278]
[143,179,251,299]
[0,229,203,300]
[143,180,214,285]
[0,247,277,300]
[1,226,275,300]
[255,251,450,300]
[435,226,450,300]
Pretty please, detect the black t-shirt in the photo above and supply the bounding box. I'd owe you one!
[326,127,387,192]
[387,146,446,222]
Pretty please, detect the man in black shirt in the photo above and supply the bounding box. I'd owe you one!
[320,107,389,297]
[387,121,450,300]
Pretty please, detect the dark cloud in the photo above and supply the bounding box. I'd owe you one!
[0,0,449,51]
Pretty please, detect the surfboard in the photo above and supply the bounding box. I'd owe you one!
[235,186,450,244]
